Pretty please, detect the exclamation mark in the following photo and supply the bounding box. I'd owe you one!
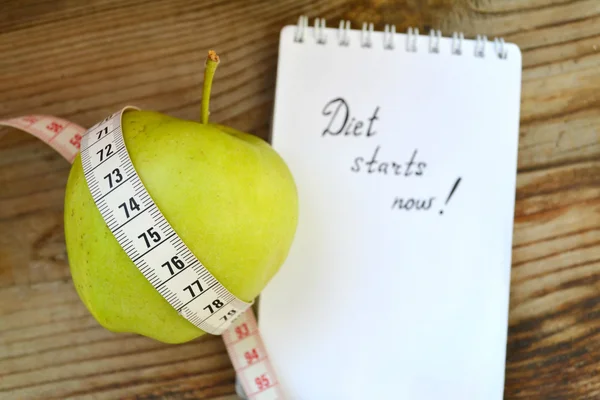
[439,177,461,215]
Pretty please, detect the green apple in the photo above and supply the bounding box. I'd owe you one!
[64,51,298,344]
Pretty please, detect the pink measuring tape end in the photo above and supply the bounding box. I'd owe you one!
[224,309,285,399]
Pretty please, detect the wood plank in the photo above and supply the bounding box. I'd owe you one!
[0,280,235,398]
[507,160,600,399]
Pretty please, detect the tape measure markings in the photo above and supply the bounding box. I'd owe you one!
[1,115,85,162]
[224,310,284,399]
[1,111,284,399]
[79,108,252,334]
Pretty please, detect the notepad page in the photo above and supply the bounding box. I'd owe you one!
[259,25,522,400]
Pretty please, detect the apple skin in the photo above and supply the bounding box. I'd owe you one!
[64,110,298,344]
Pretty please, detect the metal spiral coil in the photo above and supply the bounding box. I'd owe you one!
[475,34,487,57]
[383,24,396,50]
[338,20,350,46]
[451,32,464,55]
[293,15,509,59]
[361,22,374,48]
[294,15,308,43]
[429,29,441,53]
[406,27,418,52]
[314,17,327,44]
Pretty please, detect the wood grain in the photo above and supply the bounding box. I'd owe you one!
[1,0,599,398]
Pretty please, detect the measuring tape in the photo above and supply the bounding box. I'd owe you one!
[0,114,85,162]
[1,110,284,399]
[80,107,252,335]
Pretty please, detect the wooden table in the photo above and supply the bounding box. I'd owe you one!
[1,0,599,398]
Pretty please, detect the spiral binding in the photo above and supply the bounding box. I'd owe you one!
[338,19,350,46]
[451,32,464,55]
[293,15,508,59]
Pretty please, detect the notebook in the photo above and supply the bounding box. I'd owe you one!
[258,16,522,400]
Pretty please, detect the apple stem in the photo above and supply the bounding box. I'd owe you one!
[201,50,220,124]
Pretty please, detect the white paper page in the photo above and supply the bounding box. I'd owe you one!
[259,24,522,400]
